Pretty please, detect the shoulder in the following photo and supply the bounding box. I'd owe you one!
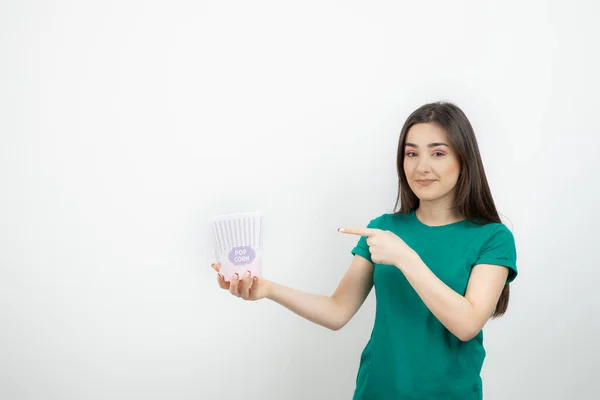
[472,221,515,245]
[460,220,517,258]
[470,221,518,282]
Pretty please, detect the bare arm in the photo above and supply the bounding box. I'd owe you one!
[267,255,374,331]
[338,226,513,342]
[399,259,509,341]
[213,254,374,331]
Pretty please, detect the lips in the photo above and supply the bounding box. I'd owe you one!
[415,179,436,186]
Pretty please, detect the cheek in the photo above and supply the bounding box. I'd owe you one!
[444,161,461,181]
[403,158,415,174]
[448,162,460,175]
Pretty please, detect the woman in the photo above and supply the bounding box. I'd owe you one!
[211,101,518,399]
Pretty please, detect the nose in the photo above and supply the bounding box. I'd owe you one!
[416,156,431,173]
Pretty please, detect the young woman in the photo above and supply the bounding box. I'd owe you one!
[211,101,518,399]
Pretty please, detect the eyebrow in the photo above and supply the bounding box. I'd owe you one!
[405,142,450,148]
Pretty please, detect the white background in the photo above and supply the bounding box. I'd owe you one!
[1,1,599,399]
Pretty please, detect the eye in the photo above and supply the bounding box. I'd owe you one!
[432,151,445,157]
[405,152,417,157]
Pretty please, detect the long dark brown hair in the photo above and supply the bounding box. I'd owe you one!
[393,101,510,318]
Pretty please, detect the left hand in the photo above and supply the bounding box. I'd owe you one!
[211,263,271,301]
[338,227,419,268]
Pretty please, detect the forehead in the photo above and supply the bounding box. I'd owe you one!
[405,122,449,144]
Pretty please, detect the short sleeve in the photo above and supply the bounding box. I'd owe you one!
[351,216,382,263]
[475,224,518,283]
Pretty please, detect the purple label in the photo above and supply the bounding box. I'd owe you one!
[228,246,256,266]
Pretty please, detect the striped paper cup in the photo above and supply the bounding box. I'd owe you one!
[209,211,264,282]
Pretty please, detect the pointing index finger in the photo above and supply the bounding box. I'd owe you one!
[338,227,379,237]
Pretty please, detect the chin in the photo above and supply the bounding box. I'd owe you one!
[411,186,451,202]
[415,193,443,201]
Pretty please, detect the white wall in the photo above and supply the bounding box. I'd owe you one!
[1,1,599,399]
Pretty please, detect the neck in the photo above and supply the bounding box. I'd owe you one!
[415,197,463,226]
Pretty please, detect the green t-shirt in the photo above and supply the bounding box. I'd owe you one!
[351,210,518,400]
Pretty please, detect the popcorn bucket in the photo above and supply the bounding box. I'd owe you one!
[209,211,264,282]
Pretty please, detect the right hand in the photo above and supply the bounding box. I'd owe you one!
[211,263,270,301]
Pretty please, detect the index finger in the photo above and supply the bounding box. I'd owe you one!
[338,227,380,237]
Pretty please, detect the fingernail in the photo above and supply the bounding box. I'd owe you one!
[338,228,345,232]
[232,273,238,280]
[244,270,251,278]
[253,276,258,282]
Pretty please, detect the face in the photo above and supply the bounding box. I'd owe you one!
[403,122,461,203]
